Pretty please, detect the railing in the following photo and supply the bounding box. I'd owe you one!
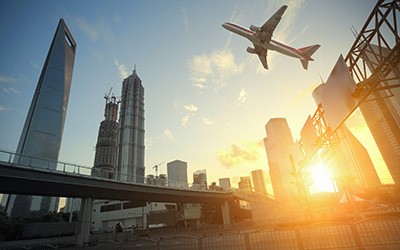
[0,149,226,193]
[89,216,400,249]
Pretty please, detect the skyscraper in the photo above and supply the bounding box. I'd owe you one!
[3,19,76,218]
[263,118,302,202]
[359,44,400,184]
[167,160,188,188]
[251,169,268,194]
[92,94,119,179]
[115,70,145,183]
[311,56,381,189]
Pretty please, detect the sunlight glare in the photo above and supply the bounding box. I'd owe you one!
[309,163,335,194]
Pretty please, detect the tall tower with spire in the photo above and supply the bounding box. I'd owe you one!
[116,69,145,183]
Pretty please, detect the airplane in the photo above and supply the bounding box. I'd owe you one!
[222,5,320,70]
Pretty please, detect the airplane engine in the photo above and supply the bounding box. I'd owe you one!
[246,47,257,54]
[249,25,259,32]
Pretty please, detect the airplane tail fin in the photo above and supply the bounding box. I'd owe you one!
[299,44,320,70]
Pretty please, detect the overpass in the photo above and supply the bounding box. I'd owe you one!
[0,150,234,243]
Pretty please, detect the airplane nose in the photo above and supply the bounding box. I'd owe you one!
[222,23,228,29]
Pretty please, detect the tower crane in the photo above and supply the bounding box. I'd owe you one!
[153,161,164,177]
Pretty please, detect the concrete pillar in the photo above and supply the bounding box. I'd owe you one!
[75,197,93,244]
[220,201,231,228]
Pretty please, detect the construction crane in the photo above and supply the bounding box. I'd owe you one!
[104,87,113,101]
[153,161,164,177]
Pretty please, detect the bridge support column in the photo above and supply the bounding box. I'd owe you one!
[75,197,93,244]
[221,201,231,229]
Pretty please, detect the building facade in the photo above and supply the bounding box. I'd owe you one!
[192,169,207,190]
[238,176,252,192]
[251,169,268,194]
[167,160,188,188]
[218,177,231,191]
[359,44,400,184]
[92,95,119,179]
[3,19,76,218]
[115,70,145,183]
[263,118,302,202]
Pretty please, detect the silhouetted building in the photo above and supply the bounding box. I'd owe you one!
[167,160,188,188]
[263,118,302,202]
[146,174,167,186]
[251,169,268,194]
[116,70,145,183]
[3,19,76,218]
[238,176,252,192]
[92,95,118,179]
[359,44,400,184]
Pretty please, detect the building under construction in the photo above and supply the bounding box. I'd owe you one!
[92,90,119,179]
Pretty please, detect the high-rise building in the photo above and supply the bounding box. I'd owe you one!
[3,19,76,218]
[238,176,252,192]
[167,160,188,188]
[311,56,381,189]
[359,44,400,184]
[92,95,119,179]
[251,170,268,194]
[192,169,207,190]
[218,177,231,191]
[115,70,145,183]
[263,118,302,202]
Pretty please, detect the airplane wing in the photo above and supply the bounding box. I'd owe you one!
[254,44,268,69]
[256,5,288,44]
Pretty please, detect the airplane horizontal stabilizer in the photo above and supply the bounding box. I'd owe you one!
[299,44,321,61]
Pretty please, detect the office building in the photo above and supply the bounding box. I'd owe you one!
[359,44,400,184]
[92,95,119,179]
[115,70,145,183]
[192,169,207,190]
[251,169,268,194]
[167,160,188,188]
[3,19,76,217]
[263,118,302,202]
[238,176,252,192]
[218,177,231,191]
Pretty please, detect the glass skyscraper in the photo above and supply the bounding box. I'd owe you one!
[3,19,76,217]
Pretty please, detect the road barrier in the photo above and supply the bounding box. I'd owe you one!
[90,215,400,249]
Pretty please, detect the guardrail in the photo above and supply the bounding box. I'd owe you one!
[0,149,226,193]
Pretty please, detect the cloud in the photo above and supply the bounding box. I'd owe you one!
[181,114,190,127]
[181,7,190,33]
[183,104,198,112]
[202,117,214,125]
[90,49,103,63]
[188,49,244,92]
[114,58,129,79]
[181,104,198,127]
[164,129,175,141]
[217,140,264,168]
[74,17,115,44]
[0,105,10,112]
[237,89,247,105]
[24,57,40,69]
[75,17,99,41]
[0,75,17,84]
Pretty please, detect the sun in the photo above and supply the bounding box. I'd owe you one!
[308,162,336,194]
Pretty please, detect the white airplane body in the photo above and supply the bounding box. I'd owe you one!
[222,5,320,70]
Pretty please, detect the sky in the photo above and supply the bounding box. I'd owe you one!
[0,0,392,196]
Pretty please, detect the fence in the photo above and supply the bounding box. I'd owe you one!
[91,216,400,249]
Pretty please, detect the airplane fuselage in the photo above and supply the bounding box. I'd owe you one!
[222,22,306,60]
